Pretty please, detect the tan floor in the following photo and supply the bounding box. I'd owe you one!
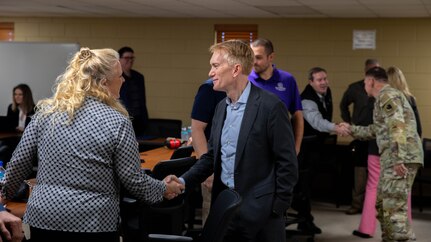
[22,201,431,241]
[293,202,431,242]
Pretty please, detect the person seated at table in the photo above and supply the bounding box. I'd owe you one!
[6,83,35,132]
[0,203,23,242]
[1,48,184,242]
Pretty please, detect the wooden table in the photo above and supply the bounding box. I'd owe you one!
[140,146,175,170]
[337,135,353,145]
[0,131,21,139]
[5,201,26,218]
[6,147,179,217]
[4,179,35,218]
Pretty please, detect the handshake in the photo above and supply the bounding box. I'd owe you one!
[334,122,352,137]
[162,175,186,200]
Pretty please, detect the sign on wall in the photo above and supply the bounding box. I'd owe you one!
[353,30,376,50]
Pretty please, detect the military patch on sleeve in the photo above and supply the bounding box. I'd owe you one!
[383,100,396,116]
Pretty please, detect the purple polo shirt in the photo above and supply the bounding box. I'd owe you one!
[249,65,303,115]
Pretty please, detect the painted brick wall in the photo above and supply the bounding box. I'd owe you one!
[1,17,430,137]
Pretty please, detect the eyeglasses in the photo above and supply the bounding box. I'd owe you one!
[121,56,135,60]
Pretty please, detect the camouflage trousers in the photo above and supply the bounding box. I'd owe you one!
[376,163,420,242]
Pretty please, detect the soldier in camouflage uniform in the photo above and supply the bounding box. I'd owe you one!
[347,67,423,242]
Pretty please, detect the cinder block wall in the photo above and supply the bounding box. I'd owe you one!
[1,17,430,137]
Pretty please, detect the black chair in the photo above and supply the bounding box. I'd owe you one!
[148,189,242,242]
[144,119,182,139]
[152,155,199,232]
[138,119,183,152]
[415,138,431,212]
[0,136,21,165]
[168,145,199,231]
[121,156,197,242]
[0,116,14,132]
[151,156,197,180]
[170,146,194,160]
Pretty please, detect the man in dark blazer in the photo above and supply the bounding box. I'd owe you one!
[181,40,298,241]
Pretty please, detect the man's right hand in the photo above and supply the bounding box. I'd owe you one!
[335,123,351,137]
[163,175,185,200]
[0,211,23,242]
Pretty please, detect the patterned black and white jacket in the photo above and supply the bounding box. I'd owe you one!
[2,97,166,232]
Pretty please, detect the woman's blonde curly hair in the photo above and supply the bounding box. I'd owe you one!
[37,47,128,122]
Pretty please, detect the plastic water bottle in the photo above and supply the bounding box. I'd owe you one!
[187,126,192,140]
[0,161,5,181]
[181,127,188,143]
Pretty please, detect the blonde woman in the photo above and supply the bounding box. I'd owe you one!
[387,66,422,137]
[1,48,184,242]
[387,66,422,240]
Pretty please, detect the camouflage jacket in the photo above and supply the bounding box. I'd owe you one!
[351,85,423,169]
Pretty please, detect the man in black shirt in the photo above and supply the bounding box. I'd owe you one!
[340,58,379,215]
[118,46,149,136]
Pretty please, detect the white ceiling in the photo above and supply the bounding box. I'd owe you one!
[1,0,431,18]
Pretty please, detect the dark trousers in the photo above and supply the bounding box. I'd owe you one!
[291,144,319,222]
[29,227,119,242]
[223,213,286,242]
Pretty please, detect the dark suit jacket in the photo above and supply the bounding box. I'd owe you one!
[6,104,35,131]
[182,83,298,236]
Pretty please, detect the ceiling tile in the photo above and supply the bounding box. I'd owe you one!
[0,0,428,18]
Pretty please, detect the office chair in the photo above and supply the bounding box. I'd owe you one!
[170,146,194,159]
[0,116,15,132]
[168,145,199,231]
[152,155,199,232]
[138,119,183,152]
[148,189,242,242]
[121,156,197,242]
[144,119,182,139]
[415,138,431,212]
[0,136,21,166]
[150,156,197,180]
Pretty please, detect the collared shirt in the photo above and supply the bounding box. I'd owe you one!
[220,82,251,188]
[17,107,26,130]
[190,79,226,139]
[249,65,302,114]
[317,93,327,110]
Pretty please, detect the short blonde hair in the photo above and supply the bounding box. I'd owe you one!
[387,66,412,97]
[209,40,254,75]
[37,47,128,122]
